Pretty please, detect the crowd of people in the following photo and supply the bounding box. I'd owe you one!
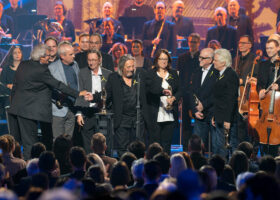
[0,0,280,199]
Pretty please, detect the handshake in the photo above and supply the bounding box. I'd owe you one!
[79,90,94,101]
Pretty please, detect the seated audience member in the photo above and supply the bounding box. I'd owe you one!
[131,39,152,70]
[66,147,87,181]
[259,155,277,175]
[87,164,105,184]
[27,159,40,177]
[188,135,207,170]
[0,189,18,200]
[101,18,124,54]
[78,33,89,53]
[235,171,254,191]
[24,187,43,200]
[30,143,46,159]
[0,135,26,177]
[38,188,77,200]
[110,161,131,190]
[91,133,117,174]
[130,158,146,190]
[146,143,163,160]
[153,152,170,182]
[237,141,259,172]
[142,160,162,198]
[53,134,72,175]
[221,164,235,186]
[13,141,22,159]
[229,150,249,178]
[169,153,187,179]
[199,165,218,193]
[179,152,194,169]
[110,42,128,71]
[120,152,137,175]
[207,39,222,50]
[87,153,106,175]
[128,140,146,159]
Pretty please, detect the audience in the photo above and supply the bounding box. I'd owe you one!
[169,153,187,178]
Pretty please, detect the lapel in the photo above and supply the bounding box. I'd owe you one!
[86,67,92,92]
[57,60,67,83]
[73,62,80,90]
[201,65,214,88]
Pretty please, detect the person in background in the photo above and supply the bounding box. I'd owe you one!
[131,39,152,70]
[78,33,89,53]
[111,42,128,71]
[44,36,58,63]
[123,0,154,20]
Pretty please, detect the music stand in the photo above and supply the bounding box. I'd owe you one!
[118,17,147,39]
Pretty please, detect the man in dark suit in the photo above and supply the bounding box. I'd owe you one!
[212,48,239,158]
[205,7,237,57]
[189,48,219,149]
[227,0,253,41]
[75,33,114,71]
[142,1,177,57]
[166,1,194,40]
[75,50,112,154]
[177,33,200,149]
[105,54,149,157]
[8,44,88,159]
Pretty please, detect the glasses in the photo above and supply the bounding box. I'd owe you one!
[216,13,224,17]
[199,56,211,60]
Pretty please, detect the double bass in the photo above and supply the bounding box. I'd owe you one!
[255,60,280,145]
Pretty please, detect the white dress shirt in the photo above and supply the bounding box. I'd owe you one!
[89,67,102,107]
[201,65,212,85]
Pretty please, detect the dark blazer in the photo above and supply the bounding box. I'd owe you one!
[213,67,239,123]
[142,19,177,56]
[189,65,220,121]
[257,59,280,92]
[105,68,149,129]
[9,60,79,123]
[146,68,182,126]
[75,51,114,72]
[166,16,194,38]
[228,14,254,40]
[205,25,237,55]
[75,66,112,108]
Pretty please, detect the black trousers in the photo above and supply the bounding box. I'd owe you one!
[9,114,52,159]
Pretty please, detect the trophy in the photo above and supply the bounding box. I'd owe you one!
[100,87,107,114]
[165,85,173,111]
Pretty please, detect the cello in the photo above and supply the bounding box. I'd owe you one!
[255,60,280,146]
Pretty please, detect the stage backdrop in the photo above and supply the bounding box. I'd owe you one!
[37,0,280,42]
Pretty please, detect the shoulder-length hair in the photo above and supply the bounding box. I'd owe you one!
[7,46,23,66]
[153,49,172,70]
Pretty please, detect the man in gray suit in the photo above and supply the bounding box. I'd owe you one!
[75,49,112,154]
[48,41,80,138]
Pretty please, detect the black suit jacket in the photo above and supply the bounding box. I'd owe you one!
[105,68,149,129]
[142,19,177,56]
[9,60,79,123]
[189,65,220,121]
[166,16,194,38]
[75,51,114,72]
[75,66,112,109]
[213,67,239,123]
[228,14,254,40]
[205,25,237,55]
[146,68,182,127]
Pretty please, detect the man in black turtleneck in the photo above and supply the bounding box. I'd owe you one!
[205,7,237,57]
[142,1,176,57]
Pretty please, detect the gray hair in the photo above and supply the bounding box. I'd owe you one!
[214,7,227,16]
[31,44,49,61]
[214,48,232,67]
[57,41,72,56]
[117,54,135,76]
[131,158,146,180]
[26,158,39,176]
[201,48,214,58]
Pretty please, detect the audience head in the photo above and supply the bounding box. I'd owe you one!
[214,7,227,26]
[78,33,90,52]
[87,50,102,71]
[87,153,106,175]
[31,172,49,190]
[154,1,166,21]
[39,188,77,200]
[259,155,277,175]
[172,1,184,19]
[199,165,217,192]
[214,48,232,70]
[143,160,162,182]
[237,141,253,159]
[221,164,235,185]
[179,152,194,169]
[27,158,40,176]
[38,151,56,173]
[188,33,201,53]
[89,33,103,50]
[236,172,255,191]
[229,150,249,178]
[153,49,172,71]
[120,152,137,172]
[87,164,105,183]
[69,146,87,170]
[128,140,146,159]
[153,152,170,175]
[31,142,46,159]
[169,153,187,178]
[188,134,203,153]
[117,54,135,78]
[209,154,226,177]
[131,158,146,181]
[91,133,106,155]
[207,39,221,50]
[110,161,131,188]
[0,189,18,200]
[146,142,163,160]
[0,134,15,154]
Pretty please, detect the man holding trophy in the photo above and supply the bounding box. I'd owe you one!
[75,50,112,154]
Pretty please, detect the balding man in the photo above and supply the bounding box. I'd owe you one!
[166,0,194,40]
[189,48,219,149]
[227,0,253,40]
[48,41,80,138]
[90,2,124,36]
[205,7,237,57]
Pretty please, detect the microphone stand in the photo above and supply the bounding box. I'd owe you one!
[136,73,141,139]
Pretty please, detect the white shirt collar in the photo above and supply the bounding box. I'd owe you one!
[92,67,102,76]
[202,64,212,72]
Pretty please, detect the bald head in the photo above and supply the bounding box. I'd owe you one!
[199,48,214,69]
[103,2,113,18]
[214,7,227,26]
[172,1,184,19]
[228,0,240,17]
